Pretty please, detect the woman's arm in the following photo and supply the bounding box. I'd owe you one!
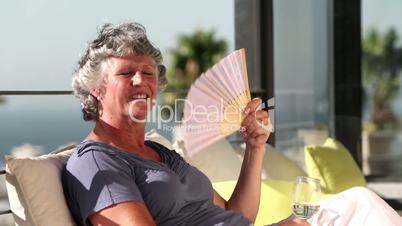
[213,98,270,222]
[89,201,156,226]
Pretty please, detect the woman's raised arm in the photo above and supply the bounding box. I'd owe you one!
[213,98,270,222]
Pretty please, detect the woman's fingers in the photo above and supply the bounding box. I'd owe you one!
[239,98,272,147]
[241,110,270,134]
[241,110,269,128]
[243,98,262,115]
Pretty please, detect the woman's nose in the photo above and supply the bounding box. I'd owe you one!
[131,72,143,85]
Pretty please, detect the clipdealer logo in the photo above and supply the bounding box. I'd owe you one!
[128,98,271,133]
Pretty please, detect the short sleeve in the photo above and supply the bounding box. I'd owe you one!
[63,150,143,225]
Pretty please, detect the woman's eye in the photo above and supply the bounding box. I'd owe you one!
[143,71,155,76]
[120,72,133,77]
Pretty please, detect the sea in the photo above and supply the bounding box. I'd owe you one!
[0,95,178,167]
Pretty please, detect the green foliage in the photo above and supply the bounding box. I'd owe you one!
[162,29,228,110]
[362,27,402,129]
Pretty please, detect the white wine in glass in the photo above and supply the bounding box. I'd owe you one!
[291,176,321,219]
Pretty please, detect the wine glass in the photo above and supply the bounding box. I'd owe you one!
[291,176,321,219]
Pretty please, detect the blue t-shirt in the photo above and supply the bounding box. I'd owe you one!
[62,140,251,226]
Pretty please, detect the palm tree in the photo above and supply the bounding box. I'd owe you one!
[362,27,402,129]
[162,29,228,112]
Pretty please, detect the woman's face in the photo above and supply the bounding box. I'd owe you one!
[98,55,158,123]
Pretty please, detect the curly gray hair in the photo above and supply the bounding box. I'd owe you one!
[72,22,167,121]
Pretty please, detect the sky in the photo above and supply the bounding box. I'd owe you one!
[1,0,401,102]
[362,0,402,35]
[0,0,234,92]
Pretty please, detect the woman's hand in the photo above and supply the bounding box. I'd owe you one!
[271,214,311,226]
[279,218,310,226]
[241,98,271,151]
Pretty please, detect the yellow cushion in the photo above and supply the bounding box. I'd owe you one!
[304,138,367,194]
[213,179,293,226]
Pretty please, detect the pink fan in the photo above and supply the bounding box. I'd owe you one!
[182,49,251,155]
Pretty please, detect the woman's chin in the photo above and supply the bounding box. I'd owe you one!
[128,108,148,123]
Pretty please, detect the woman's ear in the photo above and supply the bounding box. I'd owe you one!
[90,88,102,101]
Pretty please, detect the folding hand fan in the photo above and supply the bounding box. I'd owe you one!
[182,48,251,155]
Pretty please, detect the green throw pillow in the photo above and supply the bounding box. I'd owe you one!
[305,138,367,194]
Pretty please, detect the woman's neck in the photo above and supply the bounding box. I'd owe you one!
[87,117,147,152]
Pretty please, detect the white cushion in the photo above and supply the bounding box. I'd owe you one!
[251,143,307,181]
[5,145,76,226]
[5,130,173,226]
[174,138,243,183]
[174,139,306,182]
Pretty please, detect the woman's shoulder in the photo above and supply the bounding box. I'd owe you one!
[66,140,133,173]
[75,140,116,156]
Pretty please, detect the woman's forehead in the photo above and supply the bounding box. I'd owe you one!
[109,55,156,67]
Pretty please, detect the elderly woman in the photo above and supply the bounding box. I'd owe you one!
[62,22,402,226]
[61,22,289,226]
